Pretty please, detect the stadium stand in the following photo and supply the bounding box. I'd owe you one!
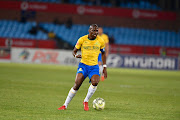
[0,20,179,48]
[0,20,48,40]
[119,0,161,10]
[34,23,180,48]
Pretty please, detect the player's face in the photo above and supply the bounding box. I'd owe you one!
[89,26,98,38]
[98,27,103,35]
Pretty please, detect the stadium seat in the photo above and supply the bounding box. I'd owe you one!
[0,20,179,48]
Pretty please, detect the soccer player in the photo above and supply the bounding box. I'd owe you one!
[58,24,107,111]
[98,27,109,81]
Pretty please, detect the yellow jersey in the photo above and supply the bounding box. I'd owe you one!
[98,34,109,44]
[75,35,105,66]
[98,34,109,53]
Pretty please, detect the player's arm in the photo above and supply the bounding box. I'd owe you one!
[105,42,109,57]
[73,38,83,58]
[72,47,81,58]
[105,35,109,57]
[101,48,107,79]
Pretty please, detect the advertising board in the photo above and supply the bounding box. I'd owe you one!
[107,54,179,70]
[0,1,176,21]
[11,48,80,65]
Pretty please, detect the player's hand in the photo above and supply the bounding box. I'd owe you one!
[75,54,82,58]
[103,67,107,79]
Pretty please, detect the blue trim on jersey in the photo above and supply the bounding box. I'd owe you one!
[77,62,100,81]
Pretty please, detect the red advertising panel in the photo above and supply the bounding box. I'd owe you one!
[0,38,36,48]
[110,44,160,55]
[110,44,180,57]
[0,1,176,21]
[37,40,56,49]
[0,37,56,49]
[166,48,180,57]
[0,52,10,60]
[0,38,179,57]
[110,44,159,56]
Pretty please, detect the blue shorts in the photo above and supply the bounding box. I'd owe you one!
[98,53,102,62]
[77,62,100,80]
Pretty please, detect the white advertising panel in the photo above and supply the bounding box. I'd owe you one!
[11,48,80,65]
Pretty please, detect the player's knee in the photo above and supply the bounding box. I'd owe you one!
[91,80,99,86]
[91,75,100,86]
[73,84,79,90]
[92,82,98,86]
[73,81,81,90]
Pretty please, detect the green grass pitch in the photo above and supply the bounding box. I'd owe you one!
[0,63,179,120]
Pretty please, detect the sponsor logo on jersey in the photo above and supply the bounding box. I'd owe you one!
[83,46,99,50]
[78,68,83,72]
[95,42,100,45]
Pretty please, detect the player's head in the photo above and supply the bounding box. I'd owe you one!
[98,27,103,36]
[88,24,98,39]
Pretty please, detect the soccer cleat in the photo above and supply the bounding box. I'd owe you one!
[101,75,105,81]
[58,105,66,110]
[83,102,89,111]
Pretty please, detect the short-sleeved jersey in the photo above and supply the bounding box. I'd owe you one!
[98,34,109,53]
[98,34,109,44]
[75,35,105,66]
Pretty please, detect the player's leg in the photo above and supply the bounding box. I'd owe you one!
[84,75,100,102]
[98,61,103,75]
[83,65,100,111]
[98,53,103,75]
[98,53,104,81]
[58,63,87,110]
[64,73,85,106]
[58,73,85,110]
[73,73,85,90]
[83,75,100,111]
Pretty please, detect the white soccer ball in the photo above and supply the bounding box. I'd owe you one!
[93,98,105,110]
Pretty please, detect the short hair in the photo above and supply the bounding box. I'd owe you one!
[89,24,98,29]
